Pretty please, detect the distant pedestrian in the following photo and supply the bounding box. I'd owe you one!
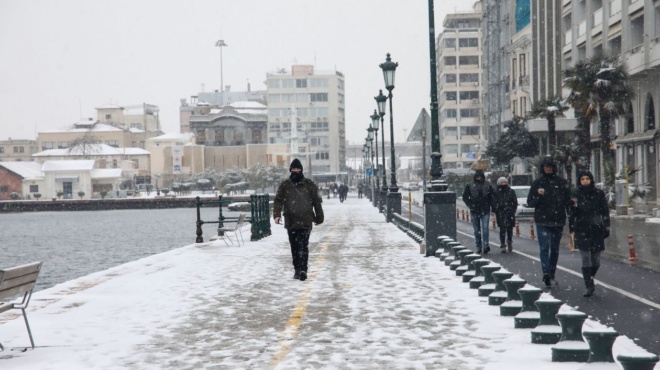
[273,158,324,281]
[358,184,363,199]
[569,170,610,297]
[339,183,348,202]
[527,156,572,288]
[462,169,494,254]
[492,177,517,253]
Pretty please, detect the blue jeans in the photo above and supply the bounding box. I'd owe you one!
[536,225,564,278]
[471,212,490,250]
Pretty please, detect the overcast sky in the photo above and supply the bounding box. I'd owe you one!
[0,0,475,144]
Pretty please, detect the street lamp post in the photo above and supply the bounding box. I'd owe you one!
[423,0,456,256]
[363,143,371,201]
[215,39,228,104]
[379,53,402,221]
[367,124,377,208]
[369,111,381,193]
[375,90,388,213]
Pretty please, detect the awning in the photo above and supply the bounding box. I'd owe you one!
[615,129,658,144]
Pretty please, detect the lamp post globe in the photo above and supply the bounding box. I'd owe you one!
[379,53,399,193]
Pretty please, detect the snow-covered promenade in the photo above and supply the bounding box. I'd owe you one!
[0,195,656,369]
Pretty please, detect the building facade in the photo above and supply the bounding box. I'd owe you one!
[437,3,485,171]
[0,139,38,162]
[266,65,346,174]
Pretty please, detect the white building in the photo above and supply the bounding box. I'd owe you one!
[266,65,346,174]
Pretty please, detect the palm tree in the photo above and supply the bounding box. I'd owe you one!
[564,54,635,171]
[551,140,585,188]
[526,96,569,151]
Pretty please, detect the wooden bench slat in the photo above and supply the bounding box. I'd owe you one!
[0,302,14,313]
[1,262,42,280]
[0,278,38,300]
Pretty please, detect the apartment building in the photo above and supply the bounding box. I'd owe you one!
[437,3,485,171]
[562,0,660,203]
[266,65,346,175]
[0,139,38,162]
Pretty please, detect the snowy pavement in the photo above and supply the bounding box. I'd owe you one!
[0,195,657,369]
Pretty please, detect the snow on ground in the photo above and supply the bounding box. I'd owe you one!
[0,195,656,369]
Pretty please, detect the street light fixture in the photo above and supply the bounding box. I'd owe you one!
[370,111,381,192]
[379,53,399,192]
[374,90,388,191]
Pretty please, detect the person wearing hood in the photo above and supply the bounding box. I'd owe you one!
[273,158,324,281]
[527,156,572,287]
[569,170,610,297]
[492,177,518,253]
[462,169,494,254]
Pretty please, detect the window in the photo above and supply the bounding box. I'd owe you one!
[460,144,474,153]
[29,185,38,193]
[296,79,307,88]
[444,56,456,66]
[99,159,106,168]
[0,147,4,153]
[316,151,329,160]
[444,127,457,137]
[459,73,479,83]
[512,100,518,116]
[512,58,517,81]
[310,122,329,132]
[460,126,480,136]
[459,91,479,100]
[457,21,470,29]
[107,140,119,148]
[310,136,329,146]
[446,109,457,118]
[520,97,527,115]
[445,92,457,101]
[445,144,458,154]
[310,93,328,102]
[58,141,69,149]
[112,159,118,168]
[42,141,54,150]
[282,79,294,88]
[460,108,479,118]
[0,186,8,193]
[520,54,526,77]
[105,114,112,120]
[459,56,479,66]
[458,38,479,48]
[445,74,457,83]
[444,38,456,48]
[309,78,328,88]
[268,80,280,88]
[13,146,24,153]
[130,123,142,129]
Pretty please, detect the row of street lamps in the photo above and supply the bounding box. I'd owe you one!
[363,53,402,220]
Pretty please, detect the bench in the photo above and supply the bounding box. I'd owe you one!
[0,261,43,350]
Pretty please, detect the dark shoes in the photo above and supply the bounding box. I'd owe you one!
[543,274,551,287]
[500,246,507,253]
[507,240,513,252]
[483,246,490,255]
[476,248,482,254]
[299,271,307,281]
[293,271,300,279]
[582,267,595,297]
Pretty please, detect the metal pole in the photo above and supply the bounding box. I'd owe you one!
[381,115,388,190]
[428,0,445,191]
[388,90,398,192]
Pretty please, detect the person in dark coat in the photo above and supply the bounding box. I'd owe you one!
[569,170,610,297]
[492,177,518,253]
[462,169,494,254]
[357,183,363,199]
[527,156,572,287]
[273,158,324,281]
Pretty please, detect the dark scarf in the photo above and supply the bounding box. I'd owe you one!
[290,172,304,183]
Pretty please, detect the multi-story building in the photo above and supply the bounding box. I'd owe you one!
[179,89,266,133]
[0,139,38,162]
[266,65,346,175]
[562,0,660,206]
[437,3,485,172]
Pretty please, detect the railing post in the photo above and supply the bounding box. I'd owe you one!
[195,196,204,243]
[250,194,259,241]
[217,195,224,235]
[264,194,272,236]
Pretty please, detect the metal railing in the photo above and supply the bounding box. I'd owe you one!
[194,194,271,243]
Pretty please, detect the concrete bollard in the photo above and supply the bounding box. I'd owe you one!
[461,254,482,282]
[500,277,526,316]
[582,329,618,363]
[478,264,501,296]
[551,311,590,362]
[628,235,638,264]
[488,270,513,306]
[469,259,491,289]
[454,250,473,274]
[445,244,465,266]
[514,286,543,329]
[531,299,563,344]
[616,353,659,370]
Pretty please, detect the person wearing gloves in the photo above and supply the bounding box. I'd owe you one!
[462,169,494,254]
[273,158,324,281]
[569,170,610,297]
[492,177,518,253]
[527,156,572,287]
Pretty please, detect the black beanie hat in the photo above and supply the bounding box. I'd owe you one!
[290,158,303,172]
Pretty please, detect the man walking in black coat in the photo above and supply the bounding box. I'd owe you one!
[273,158,324,281]
[462,169,494,254]
[527,156,572,287]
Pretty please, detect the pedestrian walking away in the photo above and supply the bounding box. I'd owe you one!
[462,169,494,254]
[273,158,324,281]
[492,177,517,253]
[526,156,572,288]
[569,170,610,297]
[357,183,363,199]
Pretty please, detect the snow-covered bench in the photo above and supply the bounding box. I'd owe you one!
[0,261,43,350]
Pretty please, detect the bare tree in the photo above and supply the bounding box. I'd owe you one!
[67,131,101,157]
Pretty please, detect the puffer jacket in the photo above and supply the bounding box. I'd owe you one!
[527,158,572,227]
[273,177,324,230]
[569,171,610,252]
[462,170,494,216]
[492,185,518,228]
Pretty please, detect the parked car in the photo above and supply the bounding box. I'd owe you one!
[402,182,420,191]
[511,185,534,217]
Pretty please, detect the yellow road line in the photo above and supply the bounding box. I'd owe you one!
[267,221,337,369]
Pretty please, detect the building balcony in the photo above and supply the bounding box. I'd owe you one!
[625,44,645,75]
[526,118,578,134]
[650,37,660,71]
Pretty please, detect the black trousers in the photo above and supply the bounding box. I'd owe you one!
[499,226,513,244]
[288,229,311,272]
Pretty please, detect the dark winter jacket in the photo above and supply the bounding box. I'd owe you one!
[462,170,494,215]
[526,158,572,227]
[569,171,610,252]
[273,177,324,230]
[492,185,518,228]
